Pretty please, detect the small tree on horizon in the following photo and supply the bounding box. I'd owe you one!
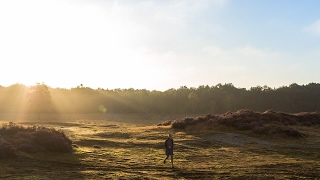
[26,83,52,119]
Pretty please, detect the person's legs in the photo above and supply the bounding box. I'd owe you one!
[164,150,174,167]
[170,155,174,168]
[164,154,169,164]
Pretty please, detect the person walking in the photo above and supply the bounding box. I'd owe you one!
[163,134,174,168]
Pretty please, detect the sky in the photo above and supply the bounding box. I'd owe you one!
[1,0,320,91]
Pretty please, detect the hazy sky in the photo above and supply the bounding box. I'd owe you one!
[1,0,320,91]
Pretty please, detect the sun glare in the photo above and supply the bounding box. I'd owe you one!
[1,0,161,90]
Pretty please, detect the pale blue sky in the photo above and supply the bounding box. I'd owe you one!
[0,0,319,91]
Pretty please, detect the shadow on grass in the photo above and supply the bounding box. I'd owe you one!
[254,162,320,179]
[75,139,165,149]
[0,149,87,179]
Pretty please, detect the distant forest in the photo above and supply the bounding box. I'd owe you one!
[0,83,320,114]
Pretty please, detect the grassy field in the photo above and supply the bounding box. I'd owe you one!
[0,114,319,179]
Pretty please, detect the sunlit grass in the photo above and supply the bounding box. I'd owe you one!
[0,117,319,179]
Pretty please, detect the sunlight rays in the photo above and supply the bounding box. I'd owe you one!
[0,84,28,121]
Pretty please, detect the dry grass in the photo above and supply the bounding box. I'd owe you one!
[0,114,319,179]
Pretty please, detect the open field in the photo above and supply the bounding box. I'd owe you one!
[0,114,320,179]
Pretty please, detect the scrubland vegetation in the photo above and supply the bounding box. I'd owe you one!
[0,110,319,179]
[0,122,72,158]
[159,109,320,137]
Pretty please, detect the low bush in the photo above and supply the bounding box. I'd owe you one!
[32,127,72,153]
[160,109,320,137]
[18,142,38,153]
[14,132,38,153]
[252,126,268,134]
[0,122,30,136]
[0,123,73,157]
[171,119,187,129]
[0,140,17,159]
[272,127,303,137]
[295,112,320,126]
[157,120,173,126]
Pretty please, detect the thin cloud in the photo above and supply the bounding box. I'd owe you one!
[304,20,320,36]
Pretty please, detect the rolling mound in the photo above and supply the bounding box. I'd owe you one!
[0,122,72,158]
[158,109,320,137]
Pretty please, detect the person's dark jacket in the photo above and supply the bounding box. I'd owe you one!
[164,138,173,150]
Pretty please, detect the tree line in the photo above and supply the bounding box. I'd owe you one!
[0,82,320,114]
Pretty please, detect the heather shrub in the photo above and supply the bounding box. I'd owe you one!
[221,111,233,119]
[218,117,234,127]
[18,142,38,153]
[185,117,207,126]
[252,126,268,134]
[0,122,29,136]
[157,120,173,126]
[171,119,187,129]
[31,127,72,153]
[14,131,31,138]
[195,116,207,123]
[251,120,262,128]
[184,117,195,125]
[273,127,303,137]
[0,140,17,158]
[262,110,282,122]
[0,123,73,154]
[14,132,38,153]
[236,109,257,119]
[295,112,320,126]
[205,114,216,120]
[284,128,303,137]
[162,109,316,137]
[236,123,251,131]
